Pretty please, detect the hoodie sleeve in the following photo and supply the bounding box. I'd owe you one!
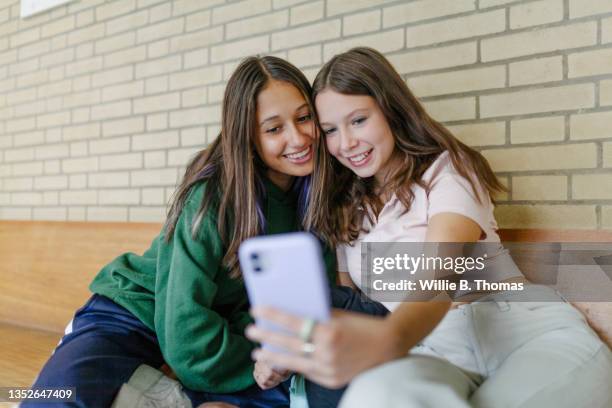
[153,189,255,393]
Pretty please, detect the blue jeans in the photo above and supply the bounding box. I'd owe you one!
[305,286,389,408]
[22,294,289,408]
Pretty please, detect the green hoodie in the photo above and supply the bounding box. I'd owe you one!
[89,178,336,393]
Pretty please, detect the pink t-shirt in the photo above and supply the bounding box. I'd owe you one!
[337,151,505,309]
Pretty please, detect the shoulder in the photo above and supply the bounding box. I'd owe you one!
[422,151,457,184]
[422,151,483,193]
[183,179,221,215]
[173,179,223,238]
[422,151,491,205]
[184,180,207,205]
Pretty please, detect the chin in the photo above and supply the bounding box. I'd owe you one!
[344,162,376,179]
[284,165,313,178]
[294,168,314,177]
[354,170,376,179]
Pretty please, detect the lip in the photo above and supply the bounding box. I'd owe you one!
[283,145,313,164]
[345,148,373,167]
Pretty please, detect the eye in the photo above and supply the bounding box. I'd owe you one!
[323,127,337,136]
[297,113,312,123]
[265,125,282,134]
[351,117,367,126]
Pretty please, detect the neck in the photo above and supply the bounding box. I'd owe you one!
[374,152,403,201]
[266,169,293,192]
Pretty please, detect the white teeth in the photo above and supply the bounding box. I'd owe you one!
[350,153,367,162]
[286,146,311,159]
[348,149,371,163]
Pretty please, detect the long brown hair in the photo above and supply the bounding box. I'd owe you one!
[305,47,505,246]
[163,55,315,278]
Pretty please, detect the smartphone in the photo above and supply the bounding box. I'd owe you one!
[239,232,331,342]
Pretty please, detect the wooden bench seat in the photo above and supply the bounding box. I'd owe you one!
[0,221,161,333]
[0,220,161,405]
[0,220,610,394]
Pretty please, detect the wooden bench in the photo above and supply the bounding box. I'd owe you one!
[0,220,610,393]
[0,221,160,390]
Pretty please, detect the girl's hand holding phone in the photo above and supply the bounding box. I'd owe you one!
[246,307,400,389]
[253,360,291,390]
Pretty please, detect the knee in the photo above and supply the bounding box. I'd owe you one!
[339,357,472,408]
[339,367,390,408]
[339,360,415,408]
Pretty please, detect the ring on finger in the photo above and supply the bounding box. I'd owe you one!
[299,318,316,342]
[301,341,316,357]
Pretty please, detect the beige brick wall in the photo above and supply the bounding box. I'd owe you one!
[0,0,611,229]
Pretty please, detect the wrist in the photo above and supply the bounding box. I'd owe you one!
[379,318,407,362]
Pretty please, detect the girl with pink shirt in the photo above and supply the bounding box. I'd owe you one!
[246,47,612,408]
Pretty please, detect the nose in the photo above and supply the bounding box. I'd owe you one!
[286,122,309,148]
[339,128,359,152]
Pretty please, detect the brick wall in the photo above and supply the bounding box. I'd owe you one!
[0,0,611,229]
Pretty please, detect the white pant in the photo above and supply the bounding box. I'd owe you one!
[340,285,612,408]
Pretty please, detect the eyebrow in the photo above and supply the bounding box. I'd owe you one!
[259,103,309,126]
[319,108,369,127]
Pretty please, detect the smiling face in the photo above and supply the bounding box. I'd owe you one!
[255,80,315,191]
[315,89,396,185]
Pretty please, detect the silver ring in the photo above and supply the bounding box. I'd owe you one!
[299,318,316,342]
[301,341,316,357]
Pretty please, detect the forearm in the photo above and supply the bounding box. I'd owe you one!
[162,325,256,392]
[382,299,451,360]
[376,211,483,359]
